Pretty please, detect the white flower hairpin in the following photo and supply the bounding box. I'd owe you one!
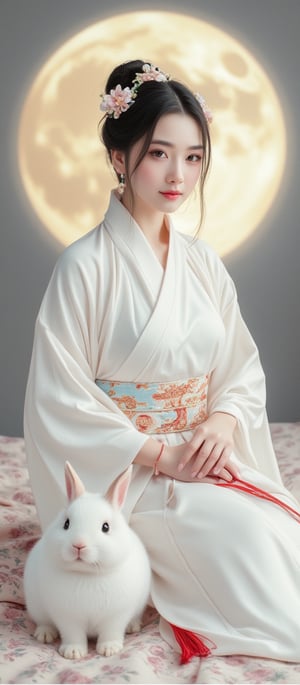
[194,93,213,124]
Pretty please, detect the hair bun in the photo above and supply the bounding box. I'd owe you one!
[105,59,145,92]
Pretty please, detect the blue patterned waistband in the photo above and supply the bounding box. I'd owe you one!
[96,376,209,434]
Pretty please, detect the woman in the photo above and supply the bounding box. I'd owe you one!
[24,59,300,663]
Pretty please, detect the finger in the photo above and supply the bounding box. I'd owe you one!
[214,451,240,480]
[177,438,205,472]
[226,459,240,479]
[192,442,222,478]
[212,447,233,475]
[214,446,239,479]
[218,467,233,481]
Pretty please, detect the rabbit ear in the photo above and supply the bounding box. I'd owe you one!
[65,461,85,502]
[105,465,133,510]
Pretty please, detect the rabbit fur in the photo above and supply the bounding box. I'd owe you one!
[24,462,151,659]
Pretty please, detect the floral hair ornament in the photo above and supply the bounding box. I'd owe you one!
[100,63,170,119]
[194,93,213,124]
[100,63,213,125]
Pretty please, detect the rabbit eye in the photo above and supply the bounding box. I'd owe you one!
[102,522,110,533]
[63,518,70,530]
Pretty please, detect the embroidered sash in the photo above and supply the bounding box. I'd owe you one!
[96,375,209,434]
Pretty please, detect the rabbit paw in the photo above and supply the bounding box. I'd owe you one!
[59,642,88,659]
[126,618,141,633]
[97,639,123,656]
[34,624,58,643]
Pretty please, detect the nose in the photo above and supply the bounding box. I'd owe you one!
[72,542,86,551]
[72,542,86,559]
[166,159,184,184]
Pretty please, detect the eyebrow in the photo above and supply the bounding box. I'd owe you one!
[150,139,204,150]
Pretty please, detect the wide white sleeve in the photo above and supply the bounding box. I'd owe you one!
[201,246,282,484]
[24,247,149,530]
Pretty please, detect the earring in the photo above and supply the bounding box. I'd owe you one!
[118,173,125,195]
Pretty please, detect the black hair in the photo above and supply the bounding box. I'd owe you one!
[99,59,211,228]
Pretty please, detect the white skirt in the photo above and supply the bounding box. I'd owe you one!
[130,463,300,661]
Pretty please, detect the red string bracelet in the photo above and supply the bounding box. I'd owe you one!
[153,443,165,476]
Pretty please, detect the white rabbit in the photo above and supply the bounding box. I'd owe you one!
[23,462,151,659]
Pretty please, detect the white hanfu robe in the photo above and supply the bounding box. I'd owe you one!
[24,190,300,662]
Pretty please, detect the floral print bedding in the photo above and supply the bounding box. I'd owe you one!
[0,424,300,684]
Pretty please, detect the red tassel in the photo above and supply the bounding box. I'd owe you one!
[216,478,300,523]
[170,623,214,664]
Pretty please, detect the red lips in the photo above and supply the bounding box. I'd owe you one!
[160,191,182,200]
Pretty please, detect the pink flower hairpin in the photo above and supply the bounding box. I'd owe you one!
[100,63,169,119]
[100,63,213,125]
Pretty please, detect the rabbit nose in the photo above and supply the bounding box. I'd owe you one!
[73,542,86,551]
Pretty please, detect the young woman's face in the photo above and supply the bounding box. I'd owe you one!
[124,112,203,218]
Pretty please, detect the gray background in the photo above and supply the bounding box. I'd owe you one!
[1,0,300,436]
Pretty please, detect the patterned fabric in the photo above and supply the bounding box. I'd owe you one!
[96,375,209,433]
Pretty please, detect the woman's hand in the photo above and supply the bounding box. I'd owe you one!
[159,442,236,482]
[176,412,239,480]
[134,412,239,482]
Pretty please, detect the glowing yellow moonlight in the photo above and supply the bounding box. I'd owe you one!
[18,11,286,256]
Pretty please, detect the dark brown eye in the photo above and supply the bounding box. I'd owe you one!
[102,522,110,533]
[63,518,70,530]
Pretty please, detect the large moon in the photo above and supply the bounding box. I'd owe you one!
[18,11,286,256]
